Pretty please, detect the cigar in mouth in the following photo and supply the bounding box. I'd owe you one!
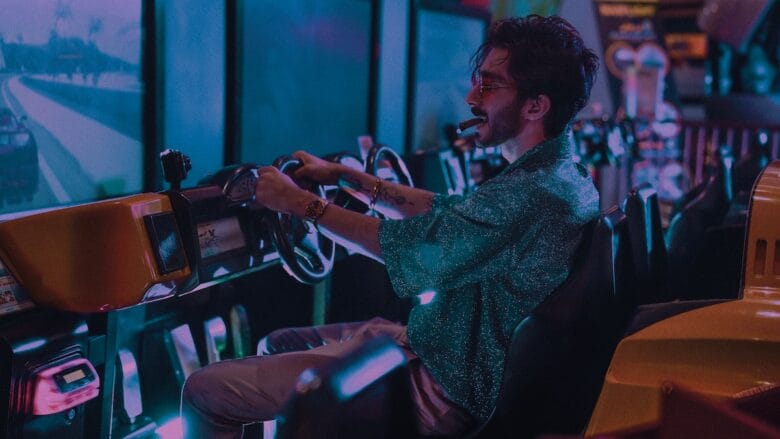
[456,117,486,134]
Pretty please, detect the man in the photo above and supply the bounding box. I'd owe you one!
[182,15,600,438]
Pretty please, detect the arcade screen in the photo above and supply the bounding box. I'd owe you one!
[0,0,144,216]
[410,6,487,152]
[196,216,246,261]
[239,0,373,165]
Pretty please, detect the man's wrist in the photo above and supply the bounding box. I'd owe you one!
[291,192,320,218]
[302,196,329,226]
[337,167,373,200]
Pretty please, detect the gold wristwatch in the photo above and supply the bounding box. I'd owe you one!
[303,198,329,227]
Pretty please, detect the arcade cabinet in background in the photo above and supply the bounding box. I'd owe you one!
[699,0,780,124]
[0,260,99,439]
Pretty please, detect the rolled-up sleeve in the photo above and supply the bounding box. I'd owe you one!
[379,178,536,298]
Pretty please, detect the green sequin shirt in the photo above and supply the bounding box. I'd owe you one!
[378,133,600,421]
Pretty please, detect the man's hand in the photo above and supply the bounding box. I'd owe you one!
[292,150,346,185]
[255,163,384,261]
[254,166,315,215]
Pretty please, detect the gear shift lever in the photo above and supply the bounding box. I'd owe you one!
[160,149,192,191]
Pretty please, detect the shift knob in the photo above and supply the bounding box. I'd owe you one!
[160,148,192,190]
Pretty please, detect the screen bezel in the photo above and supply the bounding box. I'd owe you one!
[228,0,379,166]
[143,0,163,192]
[406,0,490,154]
[0,0,159,219]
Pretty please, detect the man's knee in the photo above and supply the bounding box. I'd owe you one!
[181,366,248,438]
[182,356,294,427]
[182,362,256,426]
[181,364,231,416]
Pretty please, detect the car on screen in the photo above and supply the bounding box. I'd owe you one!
[0,108,39,205]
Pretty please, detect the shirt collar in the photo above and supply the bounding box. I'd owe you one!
[504,131,573,172]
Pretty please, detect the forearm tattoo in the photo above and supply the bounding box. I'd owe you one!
[339,174,370,194]
[339,173,424,209]
[378,186,412,207]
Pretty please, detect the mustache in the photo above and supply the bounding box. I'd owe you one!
[471,107,487,118]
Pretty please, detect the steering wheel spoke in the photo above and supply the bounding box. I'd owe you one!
[294,239,326,273]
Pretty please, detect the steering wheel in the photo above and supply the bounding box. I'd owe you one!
[322,151,369,213]
[201,163,259,205]
[364,144,414,187]
[361,145,414,218]
[265,155,336,284]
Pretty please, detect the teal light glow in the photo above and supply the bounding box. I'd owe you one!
[156,415,183,439]
[332,348,405,401]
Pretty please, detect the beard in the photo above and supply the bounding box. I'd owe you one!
[475,101,521,148]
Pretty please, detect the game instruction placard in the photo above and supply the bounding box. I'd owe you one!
[0,259,34,316]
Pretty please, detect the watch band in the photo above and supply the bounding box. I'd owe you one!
[368,178,382,209]
[303,198,329,226]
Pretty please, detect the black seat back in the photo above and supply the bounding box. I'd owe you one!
[666,172,731,299]
[672,144,734,219]
[623,184,671,304]
[473,207,635,439]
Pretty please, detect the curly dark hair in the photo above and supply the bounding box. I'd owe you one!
[471,15,599,137]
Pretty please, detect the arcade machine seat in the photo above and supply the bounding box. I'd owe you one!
[665,171,732,300]
[464,206,636,439]
[666,142,747,300]
[623,184,671,305]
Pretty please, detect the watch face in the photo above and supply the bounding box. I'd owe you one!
[304,199,327,224]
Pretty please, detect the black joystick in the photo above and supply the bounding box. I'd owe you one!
[160,149,192,191]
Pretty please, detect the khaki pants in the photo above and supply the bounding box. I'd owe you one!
[181,317,474,438]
